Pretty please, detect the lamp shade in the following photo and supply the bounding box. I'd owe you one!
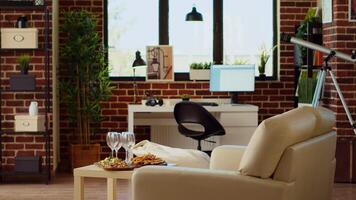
[132,51,146,67]
[185,7,203,21]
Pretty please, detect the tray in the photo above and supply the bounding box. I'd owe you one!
[95,162,167,171]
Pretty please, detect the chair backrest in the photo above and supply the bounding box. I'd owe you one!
[239,106,336,178]
[173,101,225,137]
[273,131,336,200]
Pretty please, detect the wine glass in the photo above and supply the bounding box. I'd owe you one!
[114,132,123,158]
[122,132,136,163]
[106,132,118,158]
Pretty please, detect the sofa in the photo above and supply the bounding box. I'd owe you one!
[132,106,336,200]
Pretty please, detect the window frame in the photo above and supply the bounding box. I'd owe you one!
[104,0,278,81]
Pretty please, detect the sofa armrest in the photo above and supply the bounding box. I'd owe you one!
[133,166,293,200]
[210,145,246,170]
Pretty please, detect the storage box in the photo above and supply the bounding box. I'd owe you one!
[15,156,42,173]
[10,74,36,91]
[1,28,38,49]
[15,115,45,132]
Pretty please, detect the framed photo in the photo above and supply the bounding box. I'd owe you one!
[146,45,174,81]
[350,0,356,21]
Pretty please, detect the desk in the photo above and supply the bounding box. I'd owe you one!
[128,100,258,150]
[73,165,133,200]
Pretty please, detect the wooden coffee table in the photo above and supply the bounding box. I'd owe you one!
[73,165,133,200]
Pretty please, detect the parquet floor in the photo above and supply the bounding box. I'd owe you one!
[0,173,355,200]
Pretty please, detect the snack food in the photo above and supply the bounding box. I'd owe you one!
[131,154,166,166]
[96,157,128,169]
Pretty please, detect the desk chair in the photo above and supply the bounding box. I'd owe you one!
[173,101,225,150]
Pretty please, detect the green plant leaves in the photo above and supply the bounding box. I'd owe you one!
[60,10,113,144]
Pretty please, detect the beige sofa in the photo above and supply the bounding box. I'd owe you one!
[132,106,336,200]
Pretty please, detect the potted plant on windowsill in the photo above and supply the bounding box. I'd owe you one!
[189,62,212,80]
[60,10,113,170]
[258,45,277,80]
[10,54,36,91]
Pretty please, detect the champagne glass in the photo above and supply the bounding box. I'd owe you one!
[122,132,136,163]
[106,132,118,158]
[114,132,123,158]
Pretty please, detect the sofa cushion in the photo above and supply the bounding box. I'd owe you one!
[238,106,335,178]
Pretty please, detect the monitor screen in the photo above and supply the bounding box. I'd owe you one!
[209,65,255,92]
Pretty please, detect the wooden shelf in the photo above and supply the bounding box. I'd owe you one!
[0,130,46,135]
[1,88,45,93]
[0,48,47,52]
[0,5,47,10]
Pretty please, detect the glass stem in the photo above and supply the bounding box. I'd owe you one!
[125,149,129,163]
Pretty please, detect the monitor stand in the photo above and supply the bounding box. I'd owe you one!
[230,92,240,105]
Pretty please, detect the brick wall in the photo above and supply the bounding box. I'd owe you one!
[323,0,356,183]
[57,0,318,170]
[0,1,53,170]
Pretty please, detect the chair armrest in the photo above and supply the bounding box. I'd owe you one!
[210,145,246,170]
[133,166,293,200]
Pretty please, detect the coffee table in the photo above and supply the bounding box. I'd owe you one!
[73,165,133,200]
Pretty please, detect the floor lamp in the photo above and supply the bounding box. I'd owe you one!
[132,51,146,104]
[281,33,356,134]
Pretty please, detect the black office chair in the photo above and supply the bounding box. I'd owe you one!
[174,101,225,151]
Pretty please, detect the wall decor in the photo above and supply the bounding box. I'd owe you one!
[0,28,38,49]
[146,45,174,81]
[350,0,356,21]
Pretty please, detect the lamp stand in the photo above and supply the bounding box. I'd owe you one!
[133,67,138,104]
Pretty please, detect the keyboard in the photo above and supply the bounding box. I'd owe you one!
[196,102,219,106]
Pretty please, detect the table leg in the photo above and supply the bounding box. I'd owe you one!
[74,176,84,200]
[107,178,117,200]
[128,110,134,132]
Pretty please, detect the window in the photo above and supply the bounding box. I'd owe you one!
[107,0,158,77]
[169,1,213,72]
[224,0,275,76]
[105,0,277,79]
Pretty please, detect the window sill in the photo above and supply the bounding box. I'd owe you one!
[109,73,277,82]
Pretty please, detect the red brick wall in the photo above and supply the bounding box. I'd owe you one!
[57,0,318,170]
[323,0,356,183]
[0,1,53,170]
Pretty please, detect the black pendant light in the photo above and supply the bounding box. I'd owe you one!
[185,6,203,21]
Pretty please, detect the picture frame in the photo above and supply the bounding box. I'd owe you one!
[350,0,356,21]
[146,45,174,81]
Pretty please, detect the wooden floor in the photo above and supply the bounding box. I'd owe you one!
[0,173,355,200]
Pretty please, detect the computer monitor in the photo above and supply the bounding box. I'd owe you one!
[209,65,255,103]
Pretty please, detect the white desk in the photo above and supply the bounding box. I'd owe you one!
[128,100,258,150]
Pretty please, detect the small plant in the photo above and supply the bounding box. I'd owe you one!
[258,45,277,76]
[233,58,249,65]
[180,94,191,101]
[190,62,212,70]
[17,54,31,74]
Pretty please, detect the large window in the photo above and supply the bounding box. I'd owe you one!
[169,0,213,72]
[224,0,275,76]
[107,0,158,77]
[106,0,277,78]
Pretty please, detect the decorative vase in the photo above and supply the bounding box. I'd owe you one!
[29,101,38,116]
